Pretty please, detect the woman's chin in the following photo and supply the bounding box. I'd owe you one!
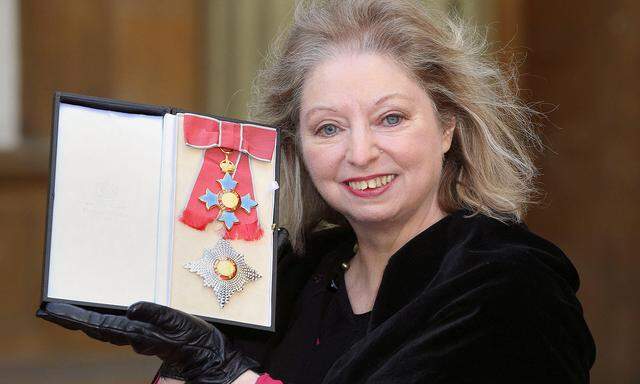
[343,209,399,228]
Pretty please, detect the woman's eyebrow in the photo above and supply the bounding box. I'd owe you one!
[374,93,412,106]
[302,106,338,122]
[302,94,411,122]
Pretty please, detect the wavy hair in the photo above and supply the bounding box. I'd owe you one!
[250,0,541,252]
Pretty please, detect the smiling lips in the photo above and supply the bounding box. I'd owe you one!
[347,174,395,190]
[343,174,396,197]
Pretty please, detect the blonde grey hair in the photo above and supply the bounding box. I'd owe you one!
[251,0,541,252]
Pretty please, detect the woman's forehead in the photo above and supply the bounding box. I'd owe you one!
[299,52,426,113]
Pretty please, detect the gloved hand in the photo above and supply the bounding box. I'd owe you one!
[36,228,293,383]
[36,301,259,384]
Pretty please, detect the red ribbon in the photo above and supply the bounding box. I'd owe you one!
[180,114,277,241]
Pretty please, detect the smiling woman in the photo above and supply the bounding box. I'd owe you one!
[255,0,542,256]
[37,1,596,383]
[299,52,453,234]
[247,0,594,382]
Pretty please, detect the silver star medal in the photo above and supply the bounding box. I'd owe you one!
[185,239,261,308]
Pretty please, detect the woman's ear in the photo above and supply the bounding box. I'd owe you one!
[441,116,456,154]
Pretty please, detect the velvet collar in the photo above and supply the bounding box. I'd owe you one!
[368,211,458,330]
[305,209,579,333]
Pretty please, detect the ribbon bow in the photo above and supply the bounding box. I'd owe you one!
[180,114,277,241]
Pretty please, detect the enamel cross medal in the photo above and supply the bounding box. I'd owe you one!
[198,148,258,231]
[185,148,261,308]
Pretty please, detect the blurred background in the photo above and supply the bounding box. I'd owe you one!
[0,0,638,383]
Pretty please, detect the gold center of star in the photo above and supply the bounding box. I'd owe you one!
[213,258,237,280]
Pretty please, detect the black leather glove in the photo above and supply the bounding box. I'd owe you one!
[275,226,292,262]
[36,228,292,383]
[36,301,259,384]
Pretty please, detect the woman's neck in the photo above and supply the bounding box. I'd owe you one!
[344,202,447,314]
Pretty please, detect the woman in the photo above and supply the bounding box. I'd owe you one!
[37,0,596,383]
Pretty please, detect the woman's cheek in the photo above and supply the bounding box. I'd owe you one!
[302,141,342,189]
[304,147,329,179]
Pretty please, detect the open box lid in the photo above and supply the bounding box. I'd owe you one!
[41,92,280,331]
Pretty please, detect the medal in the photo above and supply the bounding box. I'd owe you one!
[199,148,258,230]
[185,239,261,308]
[180,114,277,241]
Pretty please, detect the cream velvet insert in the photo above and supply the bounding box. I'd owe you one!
[169,113,275,328]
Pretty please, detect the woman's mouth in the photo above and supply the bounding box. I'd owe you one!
[343,174,396,197]
[347,174,395,190]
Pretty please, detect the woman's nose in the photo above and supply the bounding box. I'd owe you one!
[346,123,381,167]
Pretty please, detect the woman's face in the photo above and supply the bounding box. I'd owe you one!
[299,52,454,228]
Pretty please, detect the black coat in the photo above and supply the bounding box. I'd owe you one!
[223,210,596,383]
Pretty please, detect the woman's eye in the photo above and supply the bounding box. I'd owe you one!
[318,124,339,136]
[382,114,403,126]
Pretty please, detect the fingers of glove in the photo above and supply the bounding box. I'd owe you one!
[127,301,210,334]
[276,227,293,259]
[126,330,178,358]
[37,302,156,347]
[276,227,290,249]
[37,302,123,335]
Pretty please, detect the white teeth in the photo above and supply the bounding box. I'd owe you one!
[347,175,395,191]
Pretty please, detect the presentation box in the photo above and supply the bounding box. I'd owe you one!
[41,92,280,331]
